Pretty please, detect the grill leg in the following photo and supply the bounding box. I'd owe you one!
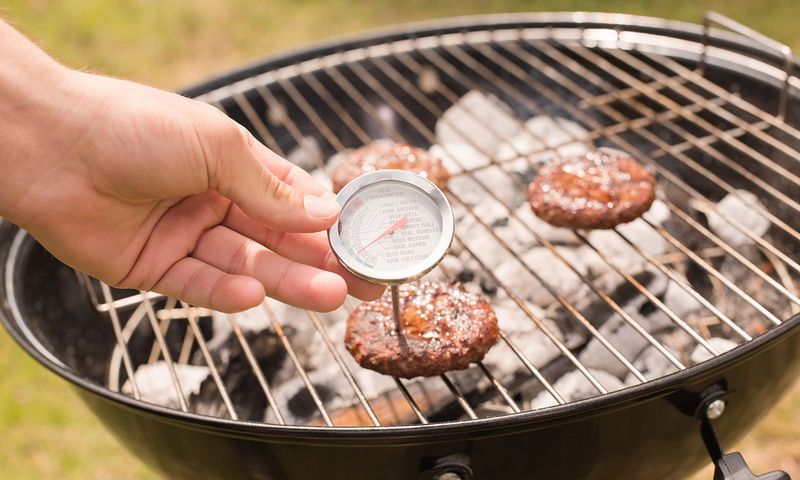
[696,390,791,480]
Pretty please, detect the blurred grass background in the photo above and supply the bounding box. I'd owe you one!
[1,1,799,478]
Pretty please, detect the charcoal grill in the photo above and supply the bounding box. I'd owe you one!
[2,11,800,480]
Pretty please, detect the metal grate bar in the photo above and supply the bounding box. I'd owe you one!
[642,217,782,325]
[141,295,189,412]
[477,362,522,413]
[609,230,753,342]
[394,378,429,424]
[183,302,239,420]
[340,56,648,382]
[439,374,478,419]
[100,283,140,400]
[665,204,800,308]
[517,40,800,254]
[305,310,381,426]
[276,58,590,402]
[147,297,177,363]
[386,47,715,362]
[565,44,800,213]
[233,82,436,425]
[528,40,800,277]
[232,92,280,151]
[262,301,334,426]
[583,75,690,108]
[467,39,791,324]
[534,40,800,247]
[404,45,710,361]
[649,44,800,146]
[612,47,800,173]
[227,313,286,424]
[317,58,611,393]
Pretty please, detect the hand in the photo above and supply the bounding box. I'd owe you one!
[0,31,384,312]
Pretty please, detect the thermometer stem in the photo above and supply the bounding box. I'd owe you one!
[390,285,401,329]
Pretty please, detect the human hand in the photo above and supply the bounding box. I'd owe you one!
[0,48,384,312]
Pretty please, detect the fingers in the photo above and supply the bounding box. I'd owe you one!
[224,204,385,301]
[152,257,266,313]
[207,121,339,233]
[193,225,349,312]
[118,190,232,291]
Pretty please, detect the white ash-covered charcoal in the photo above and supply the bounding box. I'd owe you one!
[690,337,738,364]
[663,280,704,318]
[286,135,323,172]
[480,165,528,208]
[495,116,591,164]
[456,200,536,268]
[642,199,670,226]
[529,369,624,410]
[513,203,581,246]
[122,361,210,410]
[494,246,589,307]
[447,174,485,208]
[577,316,652,380]
[574,269,677,379]
[436,91,521,157]
[581,219,668,277]
[428,143,491,174]
[482,301,563,380]
[704,190,770,248]
[623,344,681,386]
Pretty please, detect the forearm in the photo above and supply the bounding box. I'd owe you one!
[0,19,82,226]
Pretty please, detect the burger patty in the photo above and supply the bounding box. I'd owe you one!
[528,149,656,229]
[345,281,499,378]
[332,140,450,193]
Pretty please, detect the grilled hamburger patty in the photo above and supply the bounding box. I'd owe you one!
[332,140,449,193]
[345,281,499,378]
[528,149,656,229]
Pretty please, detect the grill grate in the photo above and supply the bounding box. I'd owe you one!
[83,26,800,428]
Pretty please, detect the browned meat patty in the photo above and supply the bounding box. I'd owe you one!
[528,149,656,229]
[332,140,450,193]
[345,281,499,378]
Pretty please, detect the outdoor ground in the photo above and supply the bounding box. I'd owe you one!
[1,1,798,478]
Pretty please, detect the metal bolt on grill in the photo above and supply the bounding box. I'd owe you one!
[2,11,800,480]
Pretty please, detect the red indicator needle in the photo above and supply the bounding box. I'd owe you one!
[357,217,409,254]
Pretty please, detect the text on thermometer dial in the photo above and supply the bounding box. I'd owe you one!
[328,170,454,285]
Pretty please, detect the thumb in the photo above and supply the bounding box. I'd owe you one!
[209,122,340,233]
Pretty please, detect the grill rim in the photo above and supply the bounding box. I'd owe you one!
[180,11,799,100]
[3,11,800,438]
[3,229,800,441]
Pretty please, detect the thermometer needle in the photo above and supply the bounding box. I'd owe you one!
[357,216,409,254]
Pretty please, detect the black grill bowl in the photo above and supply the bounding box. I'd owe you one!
[3,12,800,480]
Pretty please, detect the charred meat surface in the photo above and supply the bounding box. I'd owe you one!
[528,149,656,229]
[345,281,499,378]
[332,140,450,192]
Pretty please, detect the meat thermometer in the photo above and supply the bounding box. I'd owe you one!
[328,170,454,322]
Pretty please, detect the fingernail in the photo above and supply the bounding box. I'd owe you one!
[304,194,340,218]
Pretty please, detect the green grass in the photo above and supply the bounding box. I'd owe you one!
[1,1,800,478]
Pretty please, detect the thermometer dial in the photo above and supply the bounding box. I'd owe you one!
[328,170,454,285]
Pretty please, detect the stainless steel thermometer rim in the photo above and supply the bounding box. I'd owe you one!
[328,170,454,285]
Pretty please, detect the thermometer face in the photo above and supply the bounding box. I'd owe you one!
[329,170,454,284]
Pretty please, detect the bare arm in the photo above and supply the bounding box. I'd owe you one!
[0,19,384,312]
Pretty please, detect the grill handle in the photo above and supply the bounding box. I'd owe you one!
[699,11,793,119]
[697,394,791,480]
